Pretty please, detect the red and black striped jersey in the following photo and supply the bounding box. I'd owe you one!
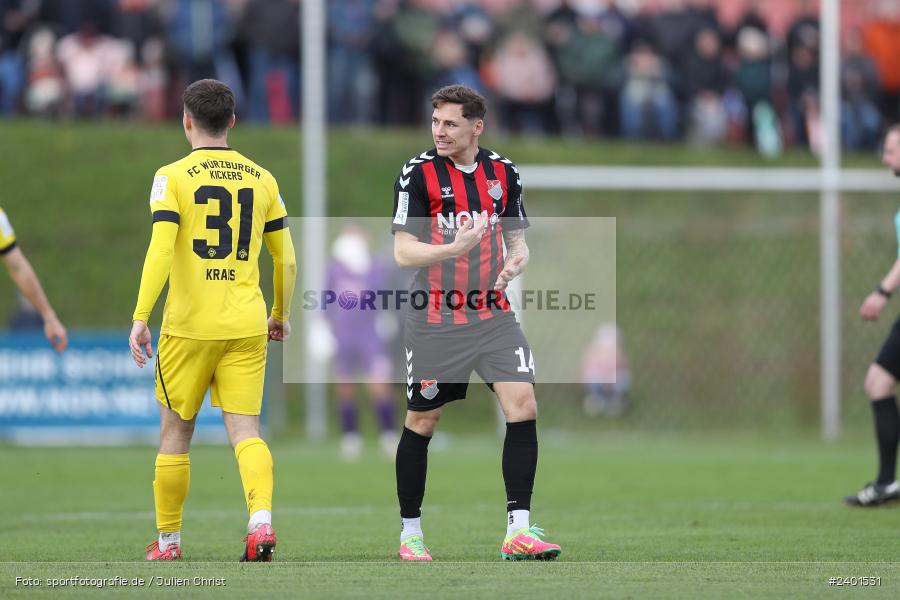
[391,147,529,326]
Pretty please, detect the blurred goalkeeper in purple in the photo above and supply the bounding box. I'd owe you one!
[325,225,400,460]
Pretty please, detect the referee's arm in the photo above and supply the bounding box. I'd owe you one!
[394,211,488,268]
[861,257,900,321]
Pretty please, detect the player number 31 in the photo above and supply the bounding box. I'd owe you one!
[192,185,254,261]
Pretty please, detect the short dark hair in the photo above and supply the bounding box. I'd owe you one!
[431,84,487,121]
[183,79,235,135]
[889,123,900,138]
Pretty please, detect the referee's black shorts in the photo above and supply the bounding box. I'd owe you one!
[875,316,900,380]
[403,314,535,411]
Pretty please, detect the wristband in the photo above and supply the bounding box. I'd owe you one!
[876,285,893,299]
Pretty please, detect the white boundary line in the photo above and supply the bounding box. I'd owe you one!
[520,166,896,192]
[1,561,898,565]
[19,506,389,523]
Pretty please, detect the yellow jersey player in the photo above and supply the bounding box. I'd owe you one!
[129,79,297,562]
[0,207,67,351]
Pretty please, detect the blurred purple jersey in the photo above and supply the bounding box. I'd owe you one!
[325,257,393,380]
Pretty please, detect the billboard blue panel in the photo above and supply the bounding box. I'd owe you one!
[0,332,226,445]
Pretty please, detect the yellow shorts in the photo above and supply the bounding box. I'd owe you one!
[155,334,268,420]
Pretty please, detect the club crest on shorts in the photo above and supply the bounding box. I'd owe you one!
[420,379,439,400]
[486,180,503,201]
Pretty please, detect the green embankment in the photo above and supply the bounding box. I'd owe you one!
[0,122,893,431]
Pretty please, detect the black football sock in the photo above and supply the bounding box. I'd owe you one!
[503,420,538,512]
[872,396,900,485]
[396,426,431,518]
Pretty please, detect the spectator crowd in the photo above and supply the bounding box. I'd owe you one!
[1,0,899,153]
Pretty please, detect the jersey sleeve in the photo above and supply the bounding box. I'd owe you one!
[262,174,294,320]
[148,167,180,225]
[500,164,529,231]
[264,228,296,323]
[0,208,17,255]
[264,176,288,233]
[391,166,430,238]
[132,219,178,322]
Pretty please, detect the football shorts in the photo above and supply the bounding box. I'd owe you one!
[875,316,900,381]
[155,334,268,420]
[403,314,535,411]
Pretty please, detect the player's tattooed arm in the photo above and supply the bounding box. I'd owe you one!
[495,228,530,290]
[503,228,530,266]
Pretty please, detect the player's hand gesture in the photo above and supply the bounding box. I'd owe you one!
[494,255,526,290]
[269,316,291,342]
[44,314,68,353]
[129,320,153,367]
[452,210,488,256]
[861,292,888,321]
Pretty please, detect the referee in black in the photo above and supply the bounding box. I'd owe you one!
[846,124,900,506]
[389,85,561,561]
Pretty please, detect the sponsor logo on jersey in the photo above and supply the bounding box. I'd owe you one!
[441,186,454,199]
[149,175,169,203]
[437,211,499,233]
[420,379,439,400]
[0,211,14,237]
[394,192,409,225]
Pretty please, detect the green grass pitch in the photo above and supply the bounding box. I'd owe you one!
[1,431,899,598]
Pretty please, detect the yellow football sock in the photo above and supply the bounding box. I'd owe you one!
[234,437,273,515]
[153,453,190,533]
